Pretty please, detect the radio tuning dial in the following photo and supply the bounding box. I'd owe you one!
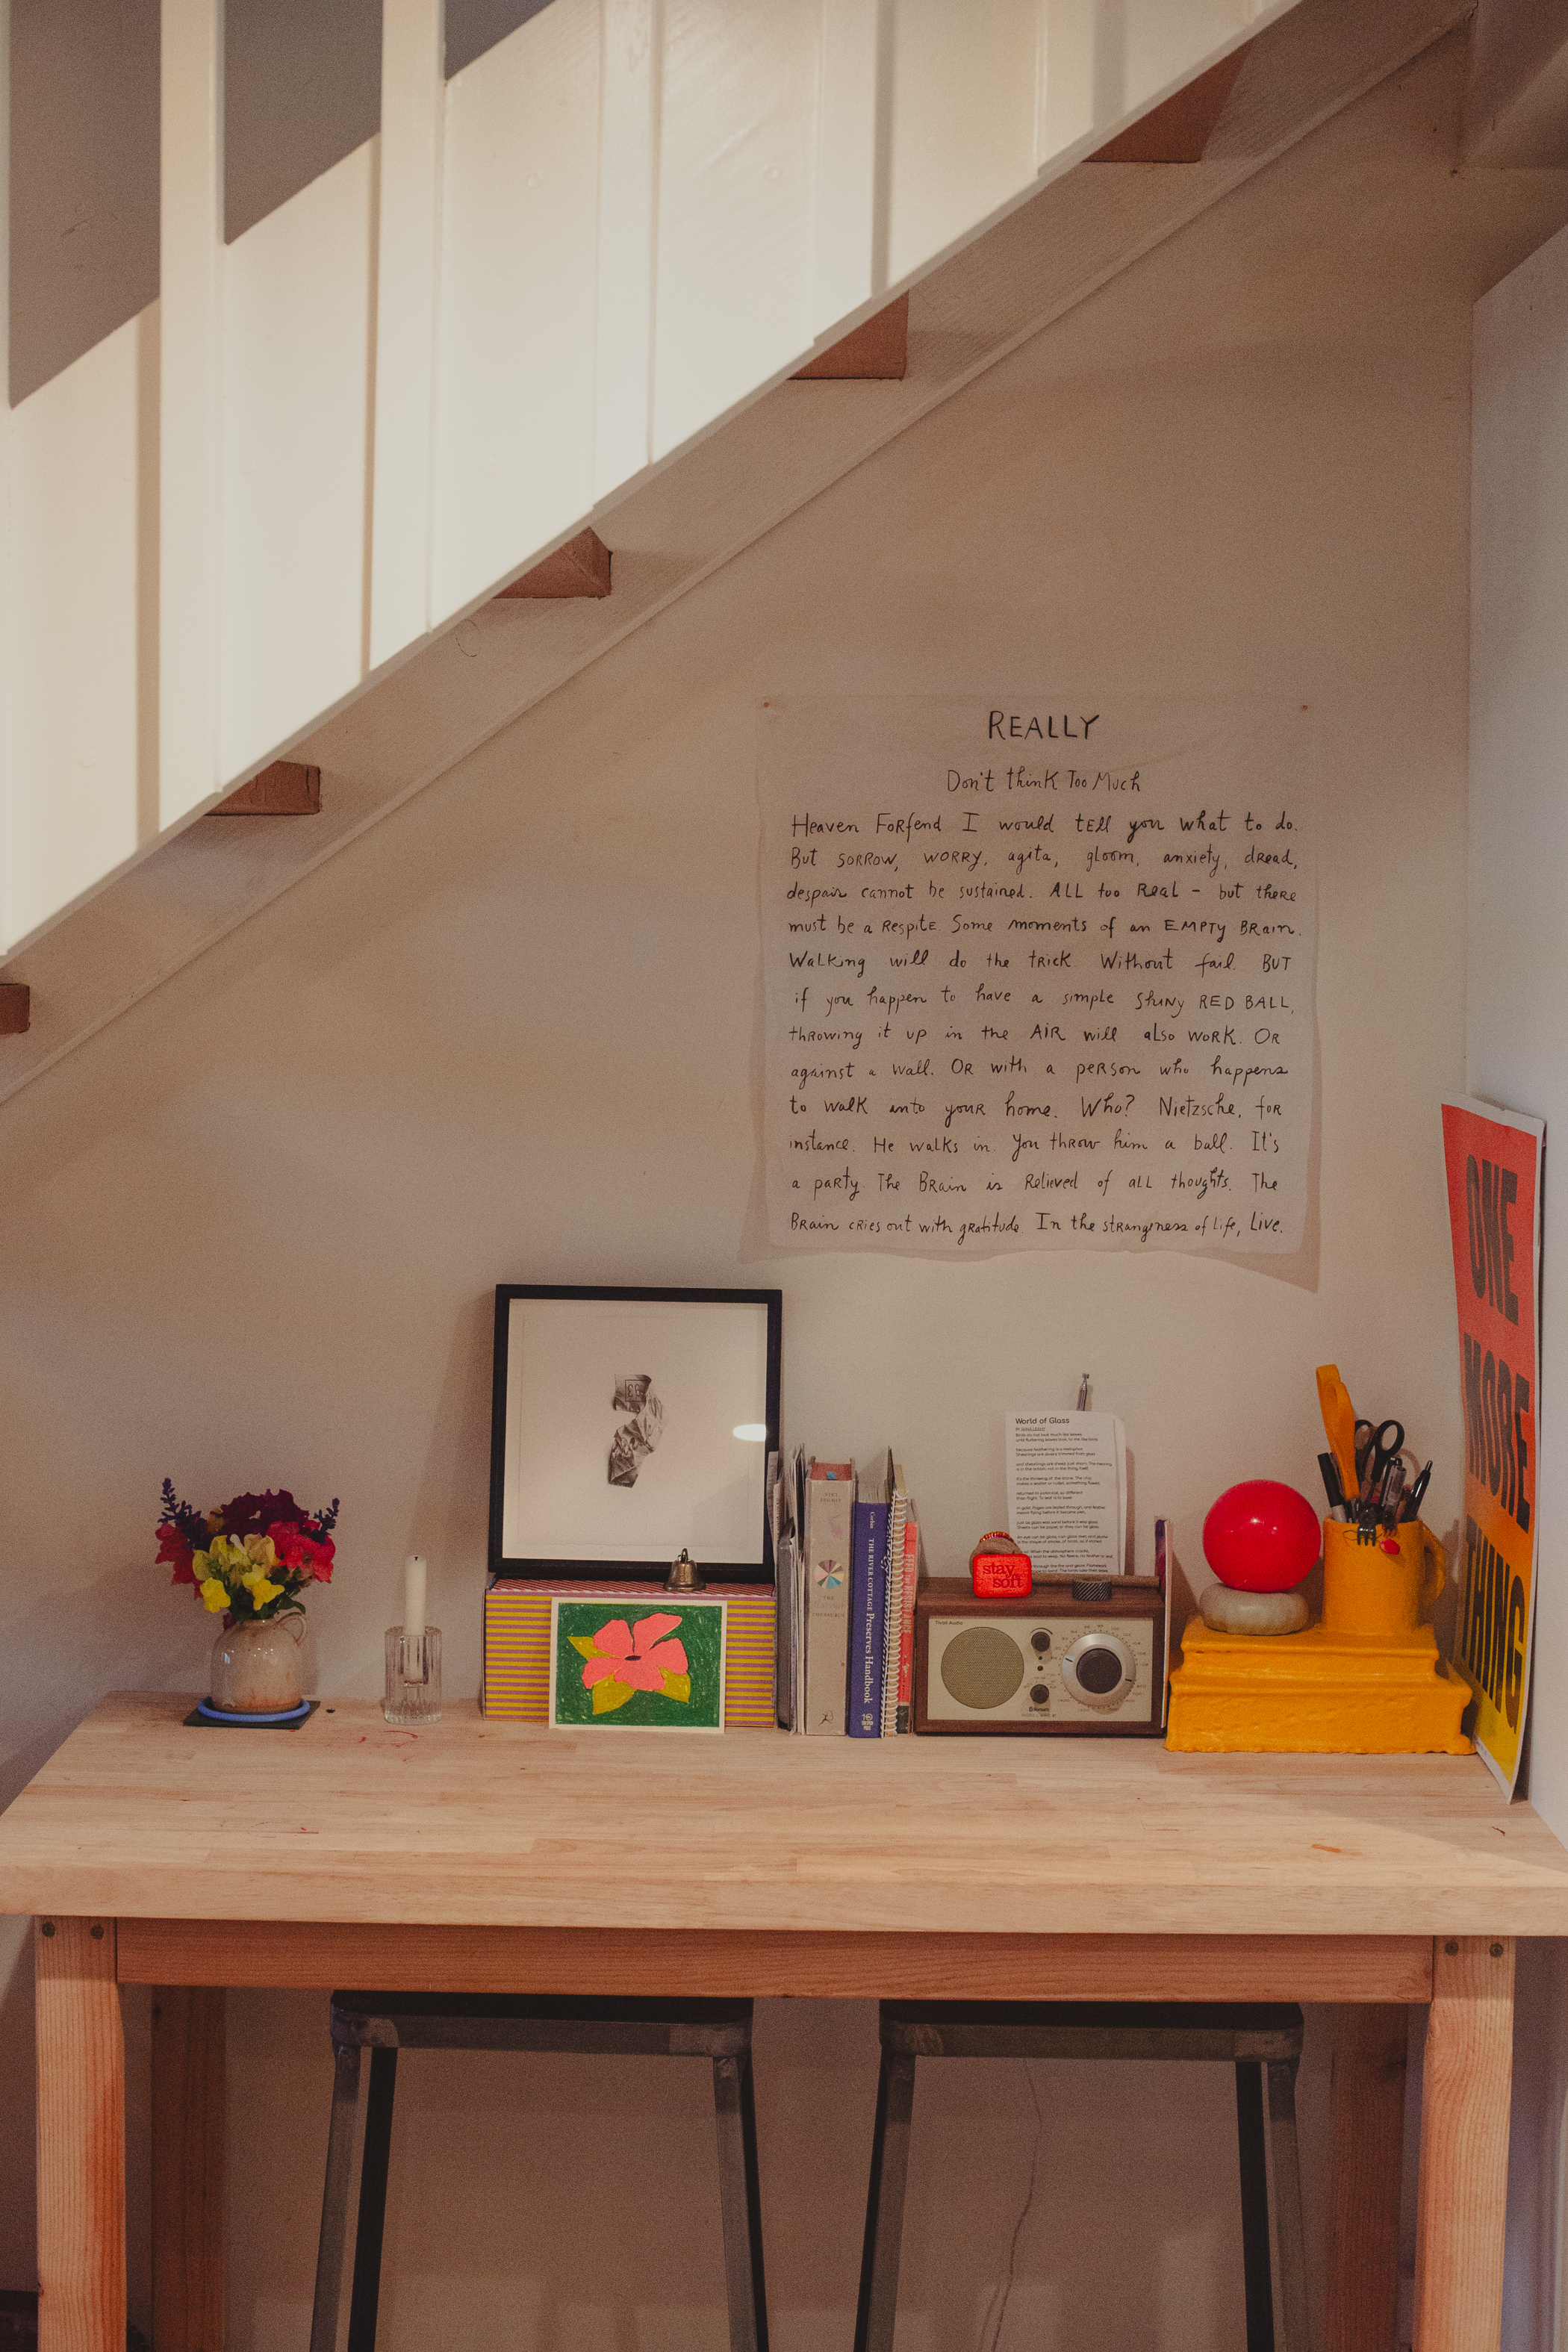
[1061,1631,1136,1709]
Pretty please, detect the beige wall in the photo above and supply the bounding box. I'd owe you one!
[2,32,1566,2348]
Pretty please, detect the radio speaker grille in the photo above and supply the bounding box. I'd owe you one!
[939,1625,1025,1711]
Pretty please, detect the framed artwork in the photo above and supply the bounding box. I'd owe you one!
[488,1286,783,1581]
[549,1595,727,1732]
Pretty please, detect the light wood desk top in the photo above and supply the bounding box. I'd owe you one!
[2,1690,1567,1941]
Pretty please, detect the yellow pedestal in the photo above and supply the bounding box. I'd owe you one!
[1166,1619,1473,1755]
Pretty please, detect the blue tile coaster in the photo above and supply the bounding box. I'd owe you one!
[184,1697,320,1729]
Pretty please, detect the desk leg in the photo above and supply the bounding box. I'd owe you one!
[35,1917,125,2352]
[1414,1936,1515,2352]
[1327,2004,1407,2352]
[152,1988,225,2352]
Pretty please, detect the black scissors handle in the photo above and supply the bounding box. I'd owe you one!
[1360,1419,1405,1504]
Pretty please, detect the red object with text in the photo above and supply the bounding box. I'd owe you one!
[970,1531,1033,1599]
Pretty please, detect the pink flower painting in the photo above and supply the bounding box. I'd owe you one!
[568,1613,691,1715]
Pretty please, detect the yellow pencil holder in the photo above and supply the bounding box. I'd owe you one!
[1321,1517,1444,1637]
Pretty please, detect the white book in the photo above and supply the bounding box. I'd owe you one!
[803,1458,855,1735]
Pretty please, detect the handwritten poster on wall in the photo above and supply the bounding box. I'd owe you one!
[759,697,1315,1257]
[1440,1096,1544,1796]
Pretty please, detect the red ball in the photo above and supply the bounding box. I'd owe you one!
[1203,1481,1321,1592]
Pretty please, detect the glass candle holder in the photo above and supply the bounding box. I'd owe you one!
[384,1625,442,1725]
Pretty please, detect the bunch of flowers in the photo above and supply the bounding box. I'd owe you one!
[157,1480,339,1625]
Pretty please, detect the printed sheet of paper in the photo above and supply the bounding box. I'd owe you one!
[759,696,1314,1257]
[1007,1413,1126,1580]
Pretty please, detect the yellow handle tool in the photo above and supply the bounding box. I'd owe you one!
[1316,1364,1359,1504]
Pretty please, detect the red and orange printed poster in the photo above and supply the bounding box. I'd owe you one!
[1440,1097,1544,1794]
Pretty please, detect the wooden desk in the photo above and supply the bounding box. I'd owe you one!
[5,1693,1568,2352]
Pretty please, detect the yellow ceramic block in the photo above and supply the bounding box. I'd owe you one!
[1166,1620,1473,1755]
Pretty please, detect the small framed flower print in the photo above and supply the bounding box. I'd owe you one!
[549,1596,727,1732]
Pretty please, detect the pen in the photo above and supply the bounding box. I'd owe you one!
[1318,1452,1348,1520]
[1378,1457,1406,1528]
[1401,1461,1432,1522]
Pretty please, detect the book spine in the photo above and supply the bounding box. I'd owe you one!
[895,1518,919,1733]
[847,1500,889,1737]
[880,1493,906,1735]
[774,1533,795,1729]
[803,1478,853,1735]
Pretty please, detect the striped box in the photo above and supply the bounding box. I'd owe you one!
[483,1580,777,1727]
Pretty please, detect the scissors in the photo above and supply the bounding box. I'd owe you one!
[1358,1419,1405,1508]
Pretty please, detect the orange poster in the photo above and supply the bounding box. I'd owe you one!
[1440,1096,1544,1794]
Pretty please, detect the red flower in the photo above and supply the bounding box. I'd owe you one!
[221,1489,301,1538]
[581,1614,688,1692]
[268,1521,335,1583]
[157,1523,195,1585]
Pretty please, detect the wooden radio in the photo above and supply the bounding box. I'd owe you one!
[915,1577,1166,1735]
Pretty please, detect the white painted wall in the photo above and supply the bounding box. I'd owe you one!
[1472,209,1568,2352]
[1,31,1567,2349]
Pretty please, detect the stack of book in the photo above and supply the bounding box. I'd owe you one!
[769,1449,921,1735]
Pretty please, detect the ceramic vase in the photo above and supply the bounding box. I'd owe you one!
[209,1614,305,1712]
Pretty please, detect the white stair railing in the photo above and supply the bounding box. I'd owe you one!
[0,0,1289,958]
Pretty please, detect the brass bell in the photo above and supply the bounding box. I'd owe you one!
[665,1548,706,1592]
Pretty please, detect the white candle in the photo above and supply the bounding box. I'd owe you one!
[403,1554,426,1679]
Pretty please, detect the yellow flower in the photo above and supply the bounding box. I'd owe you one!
[240,1571,283,1610]
[199,1577,228,1613]
[241,1534,278,1572]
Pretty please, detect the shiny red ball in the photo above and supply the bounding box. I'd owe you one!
[1202,1480,1321,1591]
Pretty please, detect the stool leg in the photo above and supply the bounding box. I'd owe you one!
[1264,2058,1310,2352]
[712,2052,769,2352]
[346,2047,398,2352]
[1235,2061,1275,2352]
[311,2044,361,2352]
[854,2052,916,2352]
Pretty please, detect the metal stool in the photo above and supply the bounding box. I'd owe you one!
[311,1991,769,2352]
[856,2000,1309,2352]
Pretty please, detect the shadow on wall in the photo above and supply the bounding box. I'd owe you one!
[0,1561,192,1816]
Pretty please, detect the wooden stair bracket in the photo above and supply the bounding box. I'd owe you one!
[214,760,321,815]
[496,529,612,600]
[793,295,908,381]
[0,982,30,1034]
[1089,46,1251,163]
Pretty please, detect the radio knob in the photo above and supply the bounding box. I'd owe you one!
[1075,1643,1123,1695]
[1061,1631,1136,1708]
[1029,1683,1051,1705]
[1030,1628,1051,1654]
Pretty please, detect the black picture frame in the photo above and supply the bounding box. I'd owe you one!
[488,1284,783,1584]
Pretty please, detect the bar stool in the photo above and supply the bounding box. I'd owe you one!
[855,2000,1308,2352]
[310,1991,769,2352]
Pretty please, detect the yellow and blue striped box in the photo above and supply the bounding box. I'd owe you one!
[483,1579,777,1727]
